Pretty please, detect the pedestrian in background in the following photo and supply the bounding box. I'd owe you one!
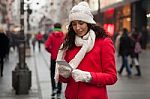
[118,28,132,77]
[32,34,36,52]
[130,27,142,76]
[36,32,43,52]
[55,2,117,99]
[45,23,65,98]
[115,30,123,56]
[0,27,9,77]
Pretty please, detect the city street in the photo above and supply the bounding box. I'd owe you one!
[0,0,150,99]
[0,44,150,99]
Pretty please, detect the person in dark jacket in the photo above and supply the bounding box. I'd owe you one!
[45,23,65,98]
[130,27,142,76]
[118,28,132,76]
[0,28,9,77]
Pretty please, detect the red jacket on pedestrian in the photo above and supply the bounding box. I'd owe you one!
[36,33,43,41]
[45,31,64,60]
[59,38,117,99]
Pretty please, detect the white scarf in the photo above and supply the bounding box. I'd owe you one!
[54,29,96,81]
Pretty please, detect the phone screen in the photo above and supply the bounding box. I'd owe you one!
[56,60,73,70]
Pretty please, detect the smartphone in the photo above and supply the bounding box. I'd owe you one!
[56,60,73,70]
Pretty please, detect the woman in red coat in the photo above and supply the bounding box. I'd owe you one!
[55,1,117,99]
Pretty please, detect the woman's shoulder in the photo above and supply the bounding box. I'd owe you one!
[96,37,113,43]
[95,37,115,52]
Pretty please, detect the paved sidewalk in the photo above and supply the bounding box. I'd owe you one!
[0,48,39,99]
[0,44,65,99]
[108,49,150,99]
[33,45,66,99]
[0,44,150,99]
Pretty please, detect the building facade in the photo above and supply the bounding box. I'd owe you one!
[93,0,150,46]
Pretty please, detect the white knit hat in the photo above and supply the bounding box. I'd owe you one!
[69,1,96,24]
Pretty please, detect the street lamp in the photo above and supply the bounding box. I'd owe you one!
[25,3,32,50]
[12,0,31,95]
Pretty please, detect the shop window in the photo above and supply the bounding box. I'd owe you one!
[115,4,131,32]
[104,24,114,36]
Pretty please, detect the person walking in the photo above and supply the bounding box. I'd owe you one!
[36,32,43,52]
[118,28,132,77]
[45,23,65,98]
[0,27,9,77]
[32,35,36,52]
[130,27,142,76]
[115,30,123,56]
[55,2,117,99]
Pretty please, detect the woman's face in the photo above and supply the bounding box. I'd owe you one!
[72,20,88,37]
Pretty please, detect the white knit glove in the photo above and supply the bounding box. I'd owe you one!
[58,65,72,78]
[72,69,92,82]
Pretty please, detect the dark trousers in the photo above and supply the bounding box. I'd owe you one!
[50,59,62,93]
[119,55,132,75]
[130,53,141,76]
[38,41,41,51]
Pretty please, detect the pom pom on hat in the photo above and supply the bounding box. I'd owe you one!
[69,1,96,24]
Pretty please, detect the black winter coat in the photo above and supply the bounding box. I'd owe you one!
[119,35,133,56]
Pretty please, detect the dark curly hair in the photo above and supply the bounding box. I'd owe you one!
[62,23,108,50]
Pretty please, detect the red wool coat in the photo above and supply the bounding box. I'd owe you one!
[59,37,117,99]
